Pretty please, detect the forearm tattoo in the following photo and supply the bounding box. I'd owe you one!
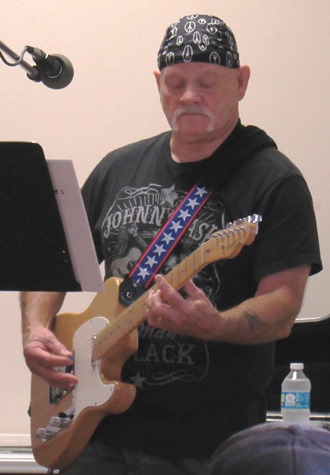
[244,310,267,334]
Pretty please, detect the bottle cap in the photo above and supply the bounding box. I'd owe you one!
[290,362,304,370]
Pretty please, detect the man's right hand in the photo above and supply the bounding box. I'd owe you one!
[23,326,78,390]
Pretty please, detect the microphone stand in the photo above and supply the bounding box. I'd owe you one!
[0,40,39,80]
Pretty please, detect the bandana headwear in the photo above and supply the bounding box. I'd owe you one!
[157,14,240,71]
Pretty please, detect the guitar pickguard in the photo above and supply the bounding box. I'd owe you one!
[35,317,117,443]
[72,317,116,417]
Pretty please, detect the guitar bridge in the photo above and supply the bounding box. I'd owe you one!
[36,406,75,442]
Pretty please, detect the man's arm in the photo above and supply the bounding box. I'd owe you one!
[146,265,310,344]
[20,291,78,389]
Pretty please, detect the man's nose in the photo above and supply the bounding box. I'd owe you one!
[179,86,201,104]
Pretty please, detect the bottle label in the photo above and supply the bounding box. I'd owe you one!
[281,391,310,410]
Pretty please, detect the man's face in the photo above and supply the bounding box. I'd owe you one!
[154,62,249,142]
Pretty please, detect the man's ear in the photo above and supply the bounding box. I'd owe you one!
[237,65,251,101]
[153,70,161,91]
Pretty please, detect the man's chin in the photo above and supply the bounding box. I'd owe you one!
[171,125,215,136]
[171,116,214,135]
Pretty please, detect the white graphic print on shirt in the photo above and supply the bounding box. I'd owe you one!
[101,183,226,389]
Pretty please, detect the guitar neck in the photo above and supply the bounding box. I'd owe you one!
[93,243,205,360]
[93,222,257,360]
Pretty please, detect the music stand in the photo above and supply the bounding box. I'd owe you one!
[0,142,81,291]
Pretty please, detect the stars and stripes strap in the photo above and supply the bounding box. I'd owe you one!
[128,184,212,289]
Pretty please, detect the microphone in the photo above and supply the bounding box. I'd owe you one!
[26,46,74,89]
[0,40,74,89]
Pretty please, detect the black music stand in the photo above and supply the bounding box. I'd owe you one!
[0,142,81,291]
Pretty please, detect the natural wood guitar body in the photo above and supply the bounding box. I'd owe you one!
[29,217,260,469]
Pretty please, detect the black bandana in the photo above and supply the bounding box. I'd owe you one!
[157,14,240,71]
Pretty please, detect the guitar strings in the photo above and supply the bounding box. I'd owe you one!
[71,225,250,374]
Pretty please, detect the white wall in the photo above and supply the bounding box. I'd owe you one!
[1,0,329,443]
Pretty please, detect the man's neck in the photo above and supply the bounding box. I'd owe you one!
[169,123,238,163]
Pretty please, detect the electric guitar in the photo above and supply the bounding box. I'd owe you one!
[30,215,261,469]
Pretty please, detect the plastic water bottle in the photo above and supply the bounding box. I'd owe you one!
[281,362,311,423]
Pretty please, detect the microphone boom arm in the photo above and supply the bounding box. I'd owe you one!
[0,40,40,80]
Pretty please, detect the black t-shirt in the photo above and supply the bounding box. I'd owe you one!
[81,122,322,457]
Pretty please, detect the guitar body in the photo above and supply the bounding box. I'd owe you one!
[30,277,137,470]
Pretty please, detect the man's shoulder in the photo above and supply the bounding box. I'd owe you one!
[102,131,171,164]
[248,146,303,179]
[237,123,302,179]
[83,131,171,192]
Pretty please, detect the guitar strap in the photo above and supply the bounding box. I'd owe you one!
[119,122,277,304]
[128,183,213,289]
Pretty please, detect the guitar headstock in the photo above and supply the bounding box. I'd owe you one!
[202,214,262,263]
[226,214,262,245]
[226,214,262,231]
